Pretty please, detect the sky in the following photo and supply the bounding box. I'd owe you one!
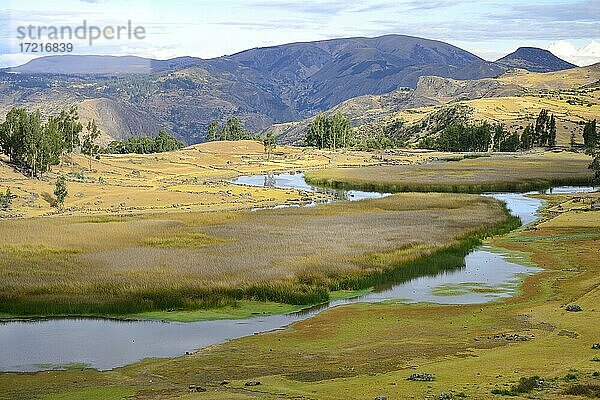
[0,0,599,68]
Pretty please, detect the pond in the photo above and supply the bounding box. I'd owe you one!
[0,174,595,372]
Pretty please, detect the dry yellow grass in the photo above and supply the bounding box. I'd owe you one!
[497,64,600,90]
[306,151,594,193]
[0,192,507,315]
[2,194,598,400]
[0,140,447,218]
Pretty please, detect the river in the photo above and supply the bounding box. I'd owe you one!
[0,174,595,372]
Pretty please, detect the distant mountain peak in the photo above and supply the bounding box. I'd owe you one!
[496,47,576,73]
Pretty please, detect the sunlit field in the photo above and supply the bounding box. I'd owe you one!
[0,140,449,218]
[1,192,598,400]
[0,192,512,316]
[306,152,594,193]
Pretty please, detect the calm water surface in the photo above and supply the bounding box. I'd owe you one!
[0,175,595,372]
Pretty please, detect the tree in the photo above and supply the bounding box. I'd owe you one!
[590,151,600,184]
[0,188,12,211]
[220,116,245,140]
[57,106,83,160]
[81,120,100,171]
[493,124,506,151]
[548,114,557,148]
[304,112,352,150]
[0,108,27,163]
[54,175,68,208]
[520,124,534,150]
[583,119,597,150]
[534,109,550,146]
[499,133,520,152]
[154,130,184,152]
[207,120,219,141]
[262,131,276,159]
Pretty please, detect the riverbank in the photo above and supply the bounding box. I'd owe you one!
[305,152,594,194]
[0,191,511,319]
[1,190,598,399]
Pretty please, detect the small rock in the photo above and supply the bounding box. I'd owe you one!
[566,304,582,312]
[592,343,600,349]
[188,384,206,392]
[220,380,230,385]
[374,397,387,400]
[408,373,434,382]
[245,380,261,386]
[439,393,454,400]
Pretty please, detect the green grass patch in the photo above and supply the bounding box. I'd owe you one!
[430,282,505,297]
[131,300,306,322]
[41,386,137,400]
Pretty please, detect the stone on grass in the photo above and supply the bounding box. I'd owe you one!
[188,384,206,392]
[439,392,454,399]
[566,304,582,312]
[408,373,434,381]
[245,380,261,386]
[592,343,600,349]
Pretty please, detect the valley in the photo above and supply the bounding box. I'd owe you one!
[1,25,600,400]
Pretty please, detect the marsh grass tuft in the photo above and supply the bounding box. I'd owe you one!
[143,233,226,248]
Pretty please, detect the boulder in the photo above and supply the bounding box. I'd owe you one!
[566,304,582,312]
[439,393,454,399]
[245,381,261,387]
[188,384,206,392]
[408,373,434,381]
[592,343,600,349]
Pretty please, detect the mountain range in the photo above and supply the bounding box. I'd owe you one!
[0,35,578,144]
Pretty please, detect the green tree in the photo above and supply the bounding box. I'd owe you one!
[520,124,534,150]
[220,116,245,140]
[262,131,276,159]
[583,119,597,150]
[493,124,507,151]
[207,120,219,141]
[54,175,68,208]
[154,130,184,152]
[81,120,100,171]
[499,133,520,152]
[57,106,83,159]
[534,109,549,146]
[304,112,352,150]
[590,152,600,184]
[548,114,557,148]
[0,107,27,163]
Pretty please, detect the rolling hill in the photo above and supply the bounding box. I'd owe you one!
[496,47,577,73]
[0,35,581,144]
[270,63,600,146]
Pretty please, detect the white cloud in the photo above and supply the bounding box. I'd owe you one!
[548,40,600,67]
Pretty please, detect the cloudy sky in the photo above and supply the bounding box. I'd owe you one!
[1,0,599,68]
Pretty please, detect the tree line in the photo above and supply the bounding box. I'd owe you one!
[0,106,100,177]
[206,116,253,141]
[304,112,352,150]
[101,130,184,154]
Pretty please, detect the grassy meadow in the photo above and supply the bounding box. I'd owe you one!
[0,191,512,317]
[1,191,598,399]
[306,151,595,193]
[0,140,447,218]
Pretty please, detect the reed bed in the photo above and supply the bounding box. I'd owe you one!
[0,193,512,316]
[305,153,594,194]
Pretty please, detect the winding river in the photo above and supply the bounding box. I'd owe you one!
[0,174,595,372]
